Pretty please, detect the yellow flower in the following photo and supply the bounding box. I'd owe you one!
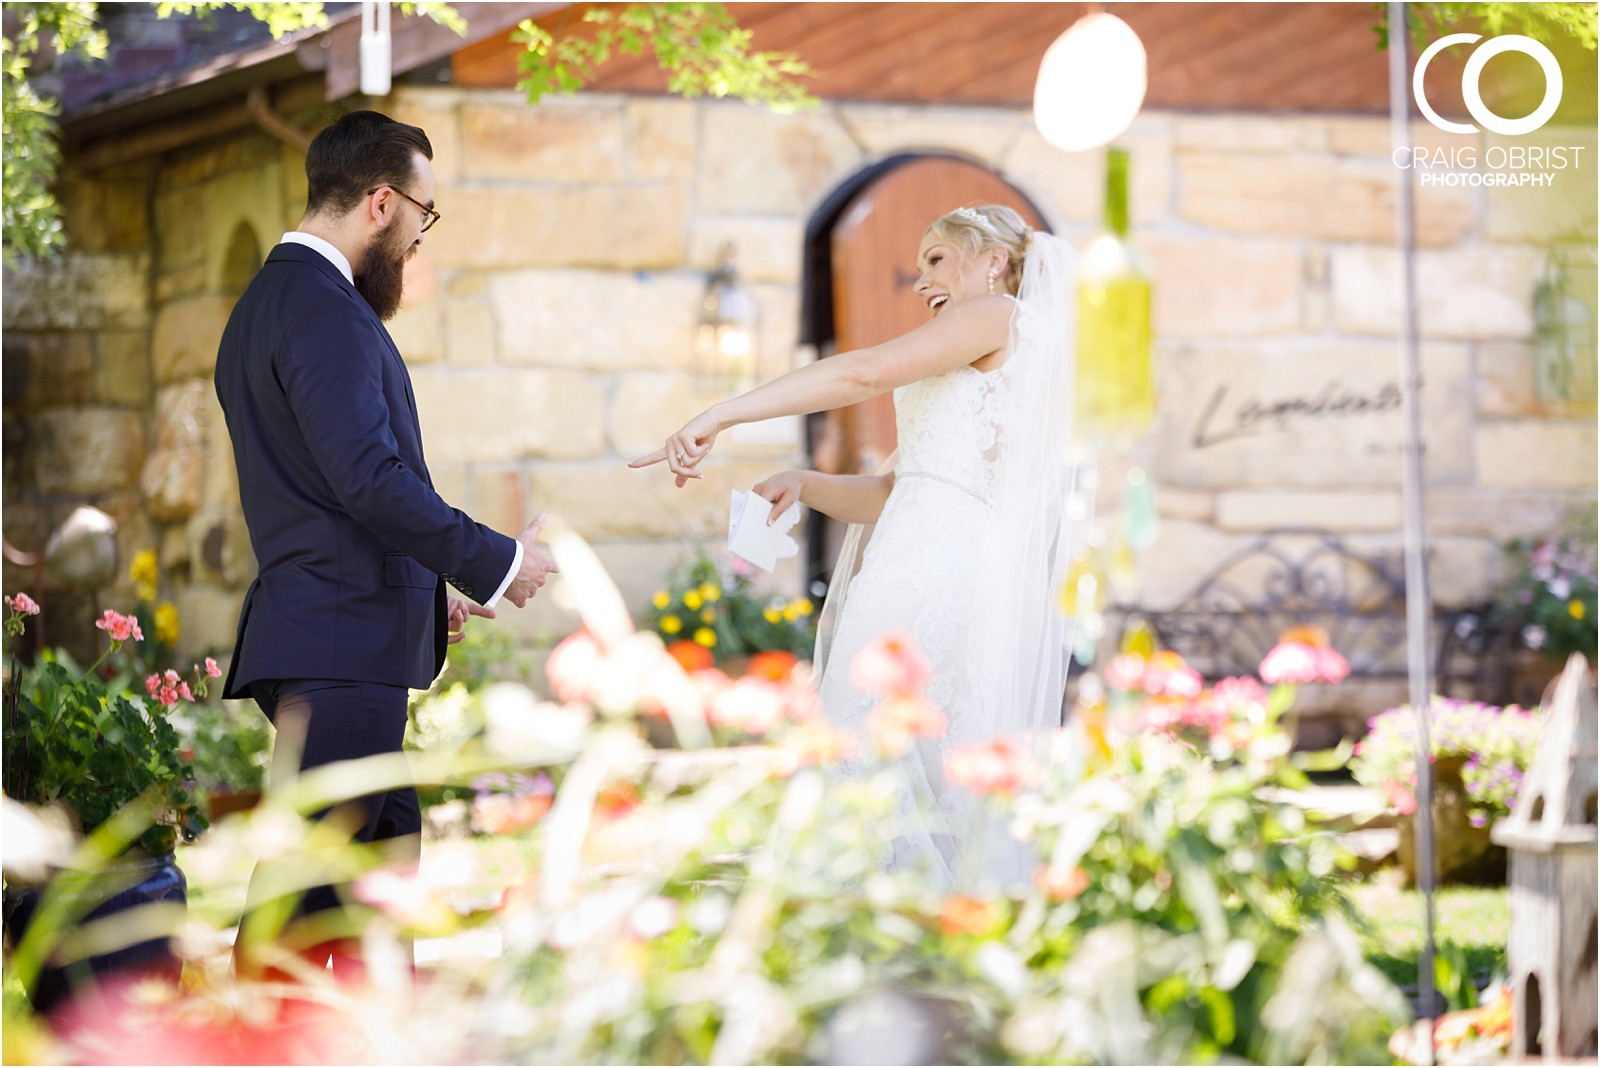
[694,627,717,648]
[683,590,704,611]
[660,614,683,635]
[782,604,798,623]
[1570,598,1586,620]
[154,601,180,647]
[763,607,782,625]
[793,598,814,617]
[700,608,716,624]
[701,584,721,603]
[651,589,671,610]
[130,549,158,603]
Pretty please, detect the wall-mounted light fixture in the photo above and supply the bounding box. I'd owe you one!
[695,243,759,394]
[1033,11,1148,153]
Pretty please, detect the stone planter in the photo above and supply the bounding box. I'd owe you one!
[2,850,187,1014]
[1396,756,1506,886]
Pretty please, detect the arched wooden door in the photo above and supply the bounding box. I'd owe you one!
[811,157,1047,578]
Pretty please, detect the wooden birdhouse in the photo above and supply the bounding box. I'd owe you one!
[1490,653,1598,1060]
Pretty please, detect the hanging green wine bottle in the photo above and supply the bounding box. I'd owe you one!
[1076,147,1154,445]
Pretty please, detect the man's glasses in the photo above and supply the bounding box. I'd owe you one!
[369,185,441,233]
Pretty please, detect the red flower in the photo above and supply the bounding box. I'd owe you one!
[94,609,142,643]
[944,739,1042,796]
[666,639,715,674]
[851,632,933,697]
[5,592,39,615]
[746,650,800,682]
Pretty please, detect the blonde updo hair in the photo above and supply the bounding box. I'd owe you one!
[924,204,1032,296]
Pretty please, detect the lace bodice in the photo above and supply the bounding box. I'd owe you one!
[893,364,1009,505]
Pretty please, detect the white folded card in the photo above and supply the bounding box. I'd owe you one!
[728,490,801,572]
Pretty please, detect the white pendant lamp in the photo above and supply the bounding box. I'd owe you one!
[1033,12,1148,153]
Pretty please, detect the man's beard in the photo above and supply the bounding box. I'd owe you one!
[355,224,414,321]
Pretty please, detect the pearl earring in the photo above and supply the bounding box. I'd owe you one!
[987,270,998,295]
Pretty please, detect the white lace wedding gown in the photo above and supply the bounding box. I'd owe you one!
[812,232,1077,891]
[816,361,1014,887]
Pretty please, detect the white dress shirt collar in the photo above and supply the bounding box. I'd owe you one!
[280,231,354,285]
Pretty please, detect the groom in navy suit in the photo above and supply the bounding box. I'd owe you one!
[215,110,555,975]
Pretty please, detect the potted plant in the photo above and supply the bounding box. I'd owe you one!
[1350,696,1542,885]
[1496,512,1597,705]
[2,592,213,1011]
[644,548,816,673]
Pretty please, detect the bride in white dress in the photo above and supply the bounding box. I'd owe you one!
[632,206,1076,889]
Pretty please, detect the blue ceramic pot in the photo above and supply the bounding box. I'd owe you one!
[2,850,187,1014]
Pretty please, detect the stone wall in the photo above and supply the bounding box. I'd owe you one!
[3,87,1593,687]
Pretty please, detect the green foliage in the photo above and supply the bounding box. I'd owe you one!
[1377,2,1600,53]
[512,3,814,110]
[152,1,328,38]
[3,648,206,856]
[1347,881,1509,995]
[2,1,104,264]
[175,697,272,798]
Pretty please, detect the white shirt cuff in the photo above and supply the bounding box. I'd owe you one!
[483,541,523,608]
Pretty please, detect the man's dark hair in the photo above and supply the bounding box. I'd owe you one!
[304,110,433,216]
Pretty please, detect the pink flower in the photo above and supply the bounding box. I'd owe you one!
[545,629,606,704]
[94,609,142,643]
[5,592,39,616]
[203,657,222,678]
[944,739,1042,796]
[1104,651,1203,699]
[157,685,179,706]
[1259,627,1350,685]
[851,633,933,697]
[867,694,947,757]
[145,674,162,698]
[177,681,193,702]
[708,677,789,736]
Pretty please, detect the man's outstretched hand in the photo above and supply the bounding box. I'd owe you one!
[503,514,559,608]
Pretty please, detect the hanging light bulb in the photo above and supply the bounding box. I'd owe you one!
[1033,12,1148,153]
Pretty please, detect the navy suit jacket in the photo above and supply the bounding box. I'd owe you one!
[215,243,516,698]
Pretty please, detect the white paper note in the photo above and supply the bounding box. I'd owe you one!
[728,490,801,572]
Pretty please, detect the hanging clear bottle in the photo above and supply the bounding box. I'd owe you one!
[1076,147,1154,446]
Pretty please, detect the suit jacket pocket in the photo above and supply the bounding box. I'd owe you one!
[384,553,437,589]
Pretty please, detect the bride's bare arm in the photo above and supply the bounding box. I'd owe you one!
[629,294,1012,481]
[754,470,894,526]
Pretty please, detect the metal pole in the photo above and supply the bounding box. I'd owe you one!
[1387,3,1439,1058]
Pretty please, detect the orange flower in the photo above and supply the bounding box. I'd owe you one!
[473,793,552,835]
[666,639,715,673]
[594,782,641,822]
[1034,865,1090,903]
[746,650,800,681]
[937,894,1002,936]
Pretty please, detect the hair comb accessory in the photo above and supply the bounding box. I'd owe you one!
[950,206,990,227]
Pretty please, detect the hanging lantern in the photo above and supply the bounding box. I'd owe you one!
[1033,12,1148,153]
[695,244,760,395]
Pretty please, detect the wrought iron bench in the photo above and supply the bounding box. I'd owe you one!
[1109,529,1491,748]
